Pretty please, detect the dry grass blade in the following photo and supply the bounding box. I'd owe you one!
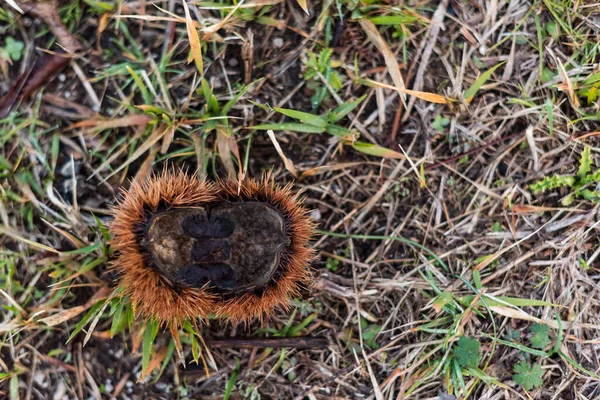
[300,162,366,178]
[267,130,298,177]
[294,0,309,14]
[216,128,237,177]
[66,114,153,132]
[0,227,61,253]
[4,0,24,13]
[39,287,110,327]
[556,59,580,108]
[364,79,448,104]
[202,0,245,37]
[182,0,204,76]
[100,124,170,183]
[360,19,405,96]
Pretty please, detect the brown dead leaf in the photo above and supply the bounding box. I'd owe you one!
[160,124,176,154]
[98,13,110,35]
[0,53,71,118]
[18,1,83,52]
[228,135,243,177]
[138,345,170,381]
[0,1,86,117]
[132,146,159,187]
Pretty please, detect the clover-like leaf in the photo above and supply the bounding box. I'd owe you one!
[454,336,481,368]
[513,361,544,390]
[529,323,550,349]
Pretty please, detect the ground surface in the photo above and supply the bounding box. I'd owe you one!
[2,0,600,399]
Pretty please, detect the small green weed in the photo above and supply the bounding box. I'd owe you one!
[251,97,404,159]
[530,145,600,205]
[0,36,24,61]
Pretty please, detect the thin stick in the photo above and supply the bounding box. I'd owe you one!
[206,337,329,349]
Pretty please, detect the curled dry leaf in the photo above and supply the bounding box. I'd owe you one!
[0,0,86,118]
[0,53,71,118]
[18,1,84,53]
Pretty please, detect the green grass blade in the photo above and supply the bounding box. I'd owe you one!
[464,62,506,103]
[142,319,159,376]
[251,123,325,133]
[223,359,241,400]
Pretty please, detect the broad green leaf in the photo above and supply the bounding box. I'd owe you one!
[288,313,319,336]
[362,324,382,349]
[110,302,128,337]
[325,124,357,139]
[331,95,367,122]
[529,174,576,194]
[464,62,506,103]
[252,123,325,133]
[273,107,327,128]
[582,72,600,86]
[473,270,482,289]
[369,15,418,25]
[432,291,454,313]
[351,142,403,159]
[561,193,575,206]
[201,78,219,113]
[191,334,200,363]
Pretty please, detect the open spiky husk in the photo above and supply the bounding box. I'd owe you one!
[110,170,220,328]
[215,174,316,324]
[110,170,315,328]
